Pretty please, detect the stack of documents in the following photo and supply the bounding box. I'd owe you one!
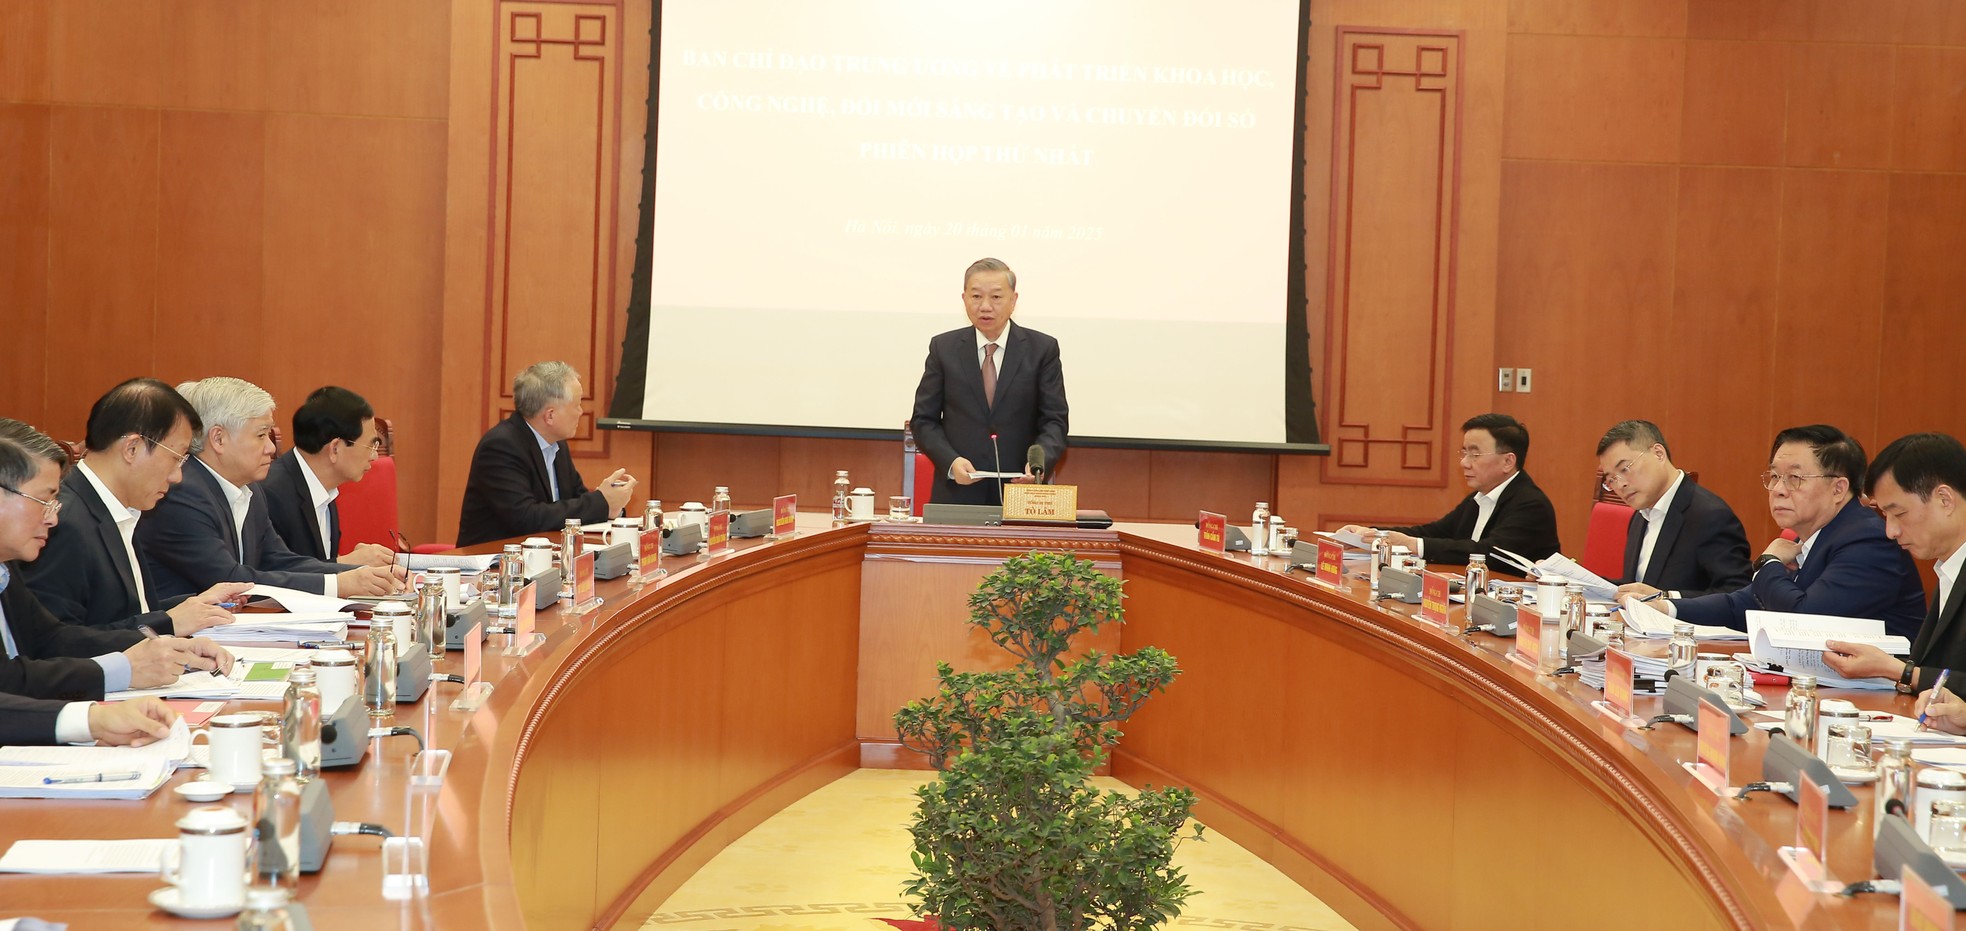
[0,719,191,799]
[1576,650,1671,695]
[0,839,176,873]
[1864,712,1966,746]
[1739,610,1909,683]
[398,552,496,573]
[1620,597,1748,641]
[193,583,353,643]
[1487,548,1619,601]
[104,660,289,702]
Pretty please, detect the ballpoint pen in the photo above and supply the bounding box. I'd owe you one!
[44,770,142,784]
[137,625,197,674]
[1637,591,1667,603]
[1918,668,1951,732]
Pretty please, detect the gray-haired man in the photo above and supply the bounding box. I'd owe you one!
[455,362,636,547]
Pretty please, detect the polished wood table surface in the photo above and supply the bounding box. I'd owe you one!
[0,516,1934,929]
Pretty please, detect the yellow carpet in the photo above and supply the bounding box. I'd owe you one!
[642,769,1358,931]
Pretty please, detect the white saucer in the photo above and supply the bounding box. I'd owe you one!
[173,780,230,802]
[1831,765,1878,785]
[149,886,242,919]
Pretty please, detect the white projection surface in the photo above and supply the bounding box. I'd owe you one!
[644,0,1301,444]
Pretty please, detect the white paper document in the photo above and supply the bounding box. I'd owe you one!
[1492,548,1619,601]
[0,719,190,799]
[0,839,174,873]
[1313,529,1370,550]
[104,661,287,702]
[398,552,497,573]
[1619,596,1748,641]
[1744,610,1909,676]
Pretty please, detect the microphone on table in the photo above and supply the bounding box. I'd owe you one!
[1026,445,1046,484]
[990,433,1003,503]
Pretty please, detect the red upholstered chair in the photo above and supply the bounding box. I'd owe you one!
[912,453,934,517]
[333,418,454,555]
[1580,501,1635,580]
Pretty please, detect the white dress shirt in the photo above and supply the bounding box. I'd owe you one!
[1937,539,1966,621]
[1470,470,1521,542]
[1634,470,1686,585]
[198,458,337,597]
[947,328,1011,481]
[75,460,150,614]
[294,450,339,558]
[1796,527,1822,569]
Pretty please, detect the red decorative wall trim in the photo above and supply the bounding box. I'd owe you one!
[1319,28,1465,489]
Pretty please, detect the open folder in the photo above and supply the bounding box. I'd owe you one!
[0,718,191,799]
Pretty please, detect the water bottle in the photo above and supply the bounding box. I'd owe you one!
[362,619,397,717]
[236,886,295,930]
[712,485,731,514]
[416,580,446,661]
[1876,738,1916,836]
[1784,674,1819,755]
[1464,554,1488,602]
[1559,582,1586,664]
[560,518,581,601]
[495,544,522,614]
[280,661,321,782]
[643,499,664,533]
[1249,502,1271,556]
[252,757,302,893]
[1367,531,1387,595]
[832,470,851,522]
[1667,622,1697,681]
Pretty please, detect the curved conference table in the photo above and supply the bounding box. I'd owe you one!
[0,515,1924,928]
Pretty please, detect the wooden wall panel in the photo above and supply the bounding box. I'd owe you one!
[155,111,265,386]
[1771,170,1888,449]
[162,0,269,112]
[1053,447,1151,519]
[1685,0,1814,42]
[1149,450,1277,520]
[1784,44,1896,170]
[0,105,51,423]
[47,0,165,107]
[1890,46,1966,173]
[774,436,906,513]
[1321,30,1465,489]
[1506,0,1686,36]
[44,107,158,437]
[1501,34,1684,162]
[1680,40,1787,166]
[1877,173,1966,442]
[0,1,51,102]
[261,0,450,119]
[651,433,781,511]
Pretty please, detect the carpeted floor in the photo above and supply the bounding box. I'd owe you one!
[641,769,1358,931]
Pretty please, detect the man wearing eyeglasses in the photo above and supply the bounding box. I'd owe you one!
[136,377,406,603]
[1340,413,1561,566]
[1596,420,1752,601]
[258,386,398,565]
[23,379,253,634]
[0,420,233,702]
[1639,425,1924,638]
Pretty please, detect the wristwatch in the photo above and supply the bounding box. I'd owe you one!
[1898,662,1917,695]
[1752,554,1787,574]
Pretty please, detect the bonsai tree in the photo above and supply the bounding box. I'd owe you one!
[893,551,1202,931]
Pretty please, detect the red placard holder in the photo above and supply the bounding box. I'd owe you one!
[1591,649,1646,729]
[1419,571,1453,627]
[567,550,602,614]
[1776,772,1838,892]
[503,582,546,657]
[771,494,798,539]
[1681,698,1732,796]
[1901,864,1954,931]
[449,621,492,712]
[1312,539,1344,589]
[637,529,664,581]
[1198,511,1226,553]
[1508,605,1541,672]
[707,509,732,556]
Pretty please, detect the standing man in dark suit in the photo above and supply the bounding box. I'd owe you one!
[1342,413,1561,566]
[136,378,402,603]
[1595,419,1752,600]
[1649,425,1925,638]
[909,257,1069,507]
[1816,433,1966,696]
[0,420,230,702]
[258,386,395,564]
[23,379,249,634]
[456,361,637,547]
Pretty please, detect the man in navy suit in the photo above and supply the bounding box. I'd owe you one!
[258,386,395,564]
[1818,433,1966,697]
[136,378,402,603]
[909,258,1069,507]
[1596,420,1752,600]
[1655,425,1925,638]
[455,362,638,547]
[1342,413,1562,566]
[23,378,250,634]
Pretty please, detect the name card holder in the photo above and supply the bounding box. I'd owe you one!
[637,531,665,582]
[1902,863,1956,929]
[1508,605,1541,672]
[1198,511,1226,553]
[1419,571,1453,628]
[707,510,732,556]
[1591,649,1645,729]
[772,494,798,539]
[1313,539,1345,589]
[503,583,546,657]
[1002,483,1078,522]
[449,621,493,712]
[1682,697,1732,796]
[1776,771,1837,892]
[566,550,602,614]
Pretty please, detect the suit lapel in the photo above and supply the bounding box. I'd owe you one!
[511,415,557,502]
[288,457,326,559]
[69,470,141,607]
[994,324,1027,408]
[1643,481,1696,584]
[1916,572,1966,663]
[1622,511,1645,580]
[191,460,244,563]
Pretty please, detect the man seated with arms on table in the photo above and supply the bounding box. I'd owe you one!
[1636,425,1925,638]
[1,692,179,747]
[136,377,402,604]
[910,257,1068,506]
[0,421,231,703]
[1341,413,1560,566]
[456,361,637,548]
[22,379,251,635]
[1808,433,1966,696]
[258,386,396,565]
[1597,419,1753,601]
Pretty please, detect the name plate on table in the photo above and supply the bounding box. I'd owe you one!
[1314,539,1345,588]
[1419,571,1453,625]
[1002,483,1078,522]
[1602,649,1636,724]
[1512,605,1540,667]
[708,509,731,555]
[515,582,536,641]
[1903,864,1954,930]
[639,531,662,576]
[573,550,596,607]
[1684,697,1730,794]
[773,494,797,537]
[1784,771,1830,886]
[1198,512,1226,553]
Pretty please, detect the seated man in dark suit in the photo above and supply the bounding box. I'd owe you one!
[0,421,230,702]
[1652,425,1925,638]
[23,378,250,635]
[1342,413,1561,566]
[135,378,402,603]
[258,386,395,564]
[456,361,637,547]
[0,692,179,747]
[1596,419,1752,600]
[1814,433,1966,695]
[910,257,1069,507]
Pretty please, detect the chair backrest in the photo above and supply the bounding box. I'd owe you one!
[912,453,933,517]
[334,455,399,556]
[1580,500,1635,580]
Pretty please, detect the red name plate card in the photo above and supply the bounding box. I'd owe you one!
[708,509,732,555]
[1901,864,1952,931]
[773,494,798,536]
[463,621,483,687]
[574,550,596,606]
[639,529,662,576]
[1198,512,1226,553]
[1314,539,1344,588]
[1513,604,1540,663]
[1691,698,1729,793]
[515,582,536,641]
[1605,649,1634,721]
[1419,571,1452,625]
[1797,772,1828,867]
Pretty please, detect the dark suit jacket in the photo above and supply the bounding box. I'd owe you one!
[20,467,175,633]
[259,452,338,561]
[909,322,1069,506]
[1617,477,1753,599]
[135,459,354,603]
[0,691,67,745]
[1386,471,1561,567]
[0,565,141,700]
[455,413,611,548]
[1911,569,1966,697]
[1673,499,1926,637]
